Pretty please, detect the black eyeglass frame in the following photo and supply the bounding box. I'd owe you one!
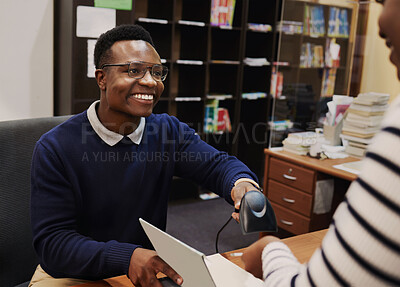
[375,0,384,4]
[100,61,168,82]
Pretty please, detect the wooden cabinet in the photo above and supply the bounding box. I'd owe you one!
[269,0,359,146]
[263,148,358,235]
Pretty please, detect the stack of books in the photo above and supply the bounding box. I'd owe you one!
[282,131,316,155]
[341,92,390,157]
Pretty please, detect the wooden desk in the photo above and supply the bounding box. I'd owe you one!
[263,148,359,235]
[74,229,327,286]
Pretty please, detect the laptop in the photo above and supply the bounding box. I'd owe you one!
[139,218,264,287]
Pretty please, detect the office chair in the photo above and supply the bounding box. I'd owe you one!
[0,115,71,287]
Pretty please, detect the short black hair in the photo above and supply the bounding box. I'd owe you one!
[94,24,154,69]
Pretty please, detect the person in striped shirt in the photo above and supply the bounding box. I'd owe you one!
[242,0,400,285]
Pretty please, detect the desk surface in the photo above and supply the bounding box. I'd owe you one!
[74,229,327,287]
[264,148,360,181]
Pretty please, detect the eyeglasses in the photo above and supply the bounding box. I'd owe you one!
[101,61,168,82]
[375,0,384,4]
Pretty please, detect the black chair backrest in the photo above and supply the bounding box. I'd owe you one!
[0,116,71,287]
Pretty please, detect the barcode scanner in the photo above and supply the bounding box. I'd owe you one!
[237,190,278,234]
[216,190,277,253]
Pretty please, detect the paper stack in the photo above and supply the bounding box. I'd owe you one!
[323,95,353,145]
[282,131,316,155]
[341,92,390,157]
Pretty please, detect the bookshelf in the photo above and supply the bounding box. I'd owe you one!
[54,0,281,181]
[269,0,358,147]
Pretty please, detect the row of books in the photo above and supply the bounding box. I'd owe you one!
[300,43,324,68]
[303,5,349,38]
[303,5,325,37]
[210,0,236,27]
[204,99,232,133]
[341,92,390,157]
[268,120,293,132]
[300,39,341,69]
[248,23,272,33]
[328,7,349,38]
[276,20,303,35]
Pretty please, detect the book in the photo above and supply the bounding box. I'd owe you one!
[283,146,309,155]
[204,99,232,133]
[321,68,337,97]
[328,7,349,38]
[210,0,236,27]
[333,161,363,175]
[325,38,341,68]
[340,133,373,145]
[345,145,366,157]
[341,130,376,139]
[347,103,388,116]
[243,57,270,66]
[270,67,283,98]
[303,4,325,37]
[343,118,380,129]
[286,131,317,146]
[348,140,368,149]
[346,113,383,125]
[248,23,272,33]
[204,99,219,133]
[352,92,390,106]
[342,123,380,136]
[216,108,232,132]
[268,120,293,131]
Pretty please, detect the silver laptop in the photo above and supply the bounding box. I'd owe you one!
[139,218,263,287]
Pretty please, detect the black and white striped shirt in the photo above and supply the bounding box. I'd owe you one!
[262,96,400,286]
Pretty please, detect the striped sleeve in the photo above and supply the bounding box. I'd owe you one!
[261,96,400,287]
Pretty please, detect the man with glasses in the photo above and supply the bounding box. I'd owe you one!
[30,24,260,286]
[242,0,400,286]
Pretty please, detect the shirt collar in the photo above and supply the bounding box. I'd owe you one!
[87,100,145,146]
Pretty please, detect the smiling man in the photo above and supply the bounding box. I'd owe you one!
[29,24,260,287]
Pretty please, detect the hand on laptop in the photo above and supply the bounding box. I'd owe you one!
[128,247,183,286]
[231,181,260,222]
[241,236,281,279]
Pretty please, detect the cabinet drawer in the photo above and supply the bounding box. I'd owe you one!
[268,179,313,217]
[271,202,310,235]
[268,157,315,194]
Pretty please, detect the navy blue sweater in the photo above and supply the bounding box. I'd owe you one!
[30,111,257,280]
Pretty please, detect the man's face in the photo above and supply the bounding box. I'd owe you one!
[378,0,400,79]
[98,40,164,120]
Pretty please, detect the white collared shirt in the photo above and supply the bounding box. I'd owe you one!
[87,100,145,146]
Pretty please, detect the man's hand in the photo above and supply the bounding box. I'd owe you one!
[230,181,260,222]
[241,236,281,279]
[128,248,183,286]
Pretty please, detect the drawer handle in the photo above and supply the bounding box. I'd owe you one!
[283,174,297,181]
[280,219,294,226]
[282,197,295,204]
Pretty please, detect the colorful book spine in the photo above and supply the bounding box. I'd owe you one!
[217,108,232,132]
[328,7,349,38]
[321,68,337,97]
[210,0,236,27]
[204,99,222,133]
